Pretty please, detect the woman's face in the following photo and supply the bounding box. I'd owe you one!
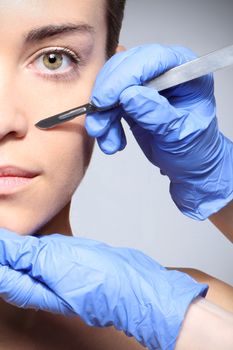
[0,0,107,235]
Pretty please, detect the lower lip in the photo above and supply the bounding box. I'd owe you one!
[0,176,37,194]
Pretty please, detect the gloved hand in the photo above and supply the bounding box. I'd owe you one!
[85,44,233,220]
[0,229,208,350]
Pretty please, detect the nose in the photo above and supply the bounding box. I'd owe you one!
[0,74,28,141]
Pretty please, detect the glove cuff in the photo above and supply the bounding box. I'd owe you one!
[137,269,209,350]
[170,134,233,220]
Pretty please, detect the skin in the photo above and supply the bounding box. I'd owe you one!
[0,0,106,236]
[209,199,233,243]
[0,1,232,349]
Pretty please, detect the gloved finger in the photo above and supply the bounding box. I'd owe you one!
[0,229,111,285]
[96,118,127,154]
[0,229,112,293]
[0,228,41,271]
[39,233,110,250]
[119,85,187,136]
[0,230,77,288]
[86,103,127,154]
[91,44,196,109]
[0,264,72,315]
[85,107,121,138]
[121,84,216,137]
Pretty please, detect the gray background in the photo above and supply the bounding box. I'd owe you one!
[71,0,233,285]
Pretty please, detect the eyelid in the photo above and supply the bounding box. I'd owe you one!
[28,45,82,82]
[32,45,81,62]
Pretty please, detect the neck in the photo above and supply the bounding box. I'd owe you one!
[34,202,73,236]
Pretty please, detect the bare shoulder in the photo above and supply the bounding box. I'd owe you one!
[167,267,233,313]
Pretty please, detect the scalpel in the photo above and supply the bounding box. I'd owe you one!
[35,44,233,129]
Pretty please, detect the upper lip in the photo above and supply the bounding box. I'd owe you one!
[0,166,40,178]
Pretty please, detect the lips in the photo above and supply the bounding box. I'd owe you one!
[0,166,40,195]
[0,166,39,178]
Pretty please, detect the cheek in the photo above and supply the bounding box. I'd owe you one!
[0,121,93,236]
[48,119,93,192]
[38,119,93,210]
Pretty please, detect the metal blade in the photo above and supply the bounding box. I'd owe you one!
[35,103,96,129]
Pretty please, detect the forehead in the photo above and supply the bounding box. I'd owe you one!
[0,0,106,34]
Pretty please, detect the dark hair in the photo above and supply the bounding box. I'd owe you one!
[106,0,126,58]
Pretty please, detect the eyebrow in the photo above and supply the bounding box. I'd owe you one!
[23,22,95,45]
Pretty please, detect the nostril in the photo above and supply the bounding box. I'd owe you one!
[0,116,28,140]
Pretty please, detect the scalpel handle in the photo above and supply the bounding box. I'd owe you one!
[146,44,233,91]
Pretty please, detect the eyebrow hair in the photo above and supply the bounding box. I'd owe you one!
[23,22,95,44]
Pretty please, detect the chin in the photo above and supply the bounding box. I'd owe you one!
[0,195,70,236]
[0,214,50,236]
[0,223,35,236]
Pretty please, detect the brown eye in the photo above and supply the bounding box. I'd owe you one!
[43,53,63,70]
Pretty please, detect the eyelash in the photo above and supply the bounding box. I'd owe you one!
[32,46,81,82]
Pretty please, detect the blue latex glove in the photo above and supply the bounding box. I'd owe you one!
[85,44,233,220]
[0,229,208,350]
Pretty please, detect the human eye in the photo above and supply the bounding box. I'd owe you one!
[29,46,81,82]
